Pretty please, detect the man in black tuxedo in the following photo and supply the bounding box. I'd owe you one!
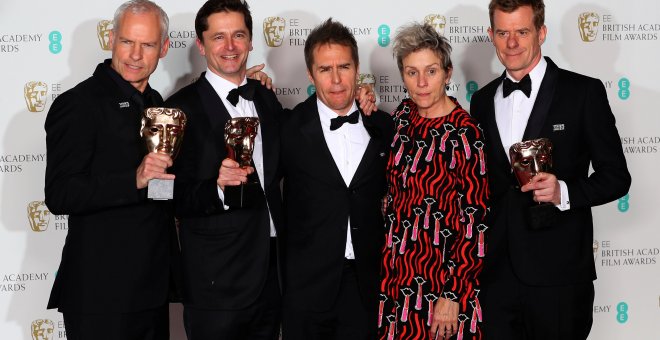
[470,0,631,338]
[44,1,176,339]
[165,0,283,339]
[279,19,393,339]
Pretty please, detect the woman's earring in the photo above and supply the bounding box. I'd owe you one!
[403,88,409,98]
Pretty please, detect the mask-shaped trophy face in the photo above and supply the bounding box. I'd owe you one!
[31,319,54,340]
[578,12,600,42]
[424,14,447,36]
[140,108,187,158]
[225,117,259,167]
[263,16,286,47]
[28,201,51,232]
[97,20,113,50]
[24,81,48,112]
[509,138,553,186]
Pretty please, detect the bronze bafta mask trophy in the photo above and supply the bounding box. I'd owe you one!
[140,107,187,200]
[224,117,260,208]
[509,138,556,230]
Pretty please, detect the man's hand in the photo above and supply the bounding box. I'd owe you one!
[246,63,273,89]
[521,172,561,205]
[356,84,377,114]
[430,297,459,339]
[136,153,174,189]
[217,158,255,191]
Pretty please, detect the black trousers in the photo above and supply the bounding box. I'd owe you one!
[282,260,374,340]
[183,238,281,340]
[481,256,594,340]
[63,304,169,340]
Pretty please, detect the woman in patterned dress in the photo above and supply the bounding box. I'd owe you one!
[378,23,489,340]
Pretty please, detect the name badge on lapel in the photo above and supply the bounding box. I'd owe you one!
[553,124,565,132]
[119,101,130,109]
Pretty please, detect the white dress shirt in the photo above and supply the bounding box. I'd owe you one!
[494,58,570,210]
[317,99,371,259]
[205,69,277,236]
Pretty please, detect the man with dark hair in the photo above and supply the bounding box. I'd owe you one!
[45,1,177,339]
[165,0,283,338]
[279,18,393,339]
[470,0,631,338]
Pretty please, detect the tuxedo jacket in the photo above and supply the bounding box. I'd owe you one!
[470,57,631,286]
[45,62,176,314]
[166,75,283,310]
[279,94,394,313]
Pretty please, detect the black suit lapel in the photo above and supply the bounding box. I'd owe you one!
[196,74,232,161]
[251,80,278,187]
[522,57,558,140]
[485,73,511,167]
[349,110,383,188]
[299,96,347,188]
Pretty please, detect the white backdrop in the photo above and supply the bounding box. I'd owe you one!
[1,0,658,339]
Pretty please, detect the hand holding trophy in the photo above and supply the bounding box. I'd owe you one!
[223,117,260,208]
[140,107,187,200]
[509,138,557,230]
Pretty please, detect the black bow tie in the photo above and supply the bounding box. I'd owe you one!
[330,110,360,131]
[227,82,256,106]
[502,74,532,98]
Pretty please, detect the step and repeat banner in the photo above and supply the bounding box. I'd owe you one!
[1,0,658,339]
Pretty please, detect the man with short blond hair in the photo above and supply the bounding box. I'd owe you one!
[45,1,177,338]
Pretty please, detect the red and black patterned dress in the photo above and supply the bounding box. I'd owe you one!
[378,97,489,340]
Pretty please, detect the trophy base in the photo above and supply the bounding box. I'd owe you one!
[527,202,557,230]
[224,181,260,208]
[148,179,174,200]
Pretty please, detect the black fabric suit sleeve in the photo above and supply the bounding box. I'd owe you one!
[565,79,631,209]
[44,91,142,215]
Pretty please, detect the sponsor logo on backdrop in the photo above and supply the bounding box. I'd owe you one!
[593,301,632,324]
[23,81,64,112]
[24,81,48,112]
[580,12,659,41]
[0,33,44,53]
[169,29,196,49]
[616,302,629,324]
[263,16,286,47]
[426,14,490,44]
[597,240,658,267]
[274,86,303,97]
[466,81,479,103]
[578,12,600,42]
[49,31,62,54]
[593,239,599,260]
[307,85,316,96]
[620,136,659,154]
[617,193,630,213]
[97,20,113,51]
[1,273,50,293]
[377,24,391,47]
[358,73,376,87]
[617,77,630,100]
[28,201,51,232]
[424,14,447,36]
[0,153,47,174]
[31,319,54,340]
[376,75,405,104]
[265,16,374,47]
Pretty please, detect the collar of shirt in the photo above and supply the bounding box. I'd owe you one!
[317,98,360,130]
[499,56,548,100]
[494,56,548,159]
[205,69,249,104]
[101,59,159,109]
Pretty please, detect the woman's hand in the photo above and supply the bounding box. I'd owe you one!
[430,297,459,339]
